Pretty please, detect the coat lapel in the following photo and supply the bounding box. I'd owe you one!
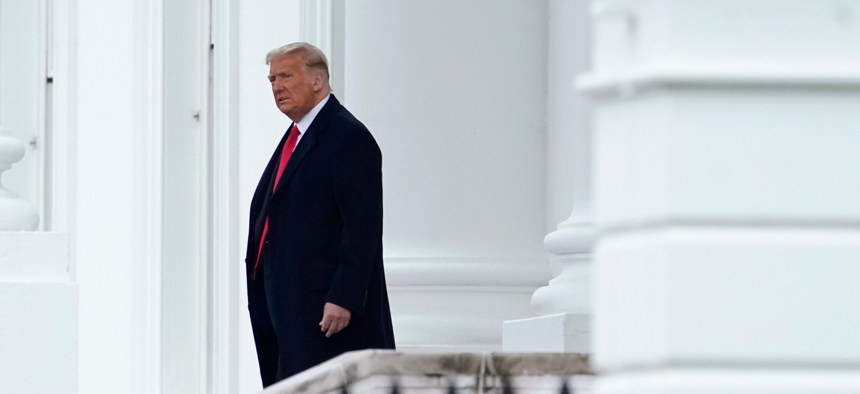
[252,122,295,247]
[253,95,343,245]
[272,94,341,197]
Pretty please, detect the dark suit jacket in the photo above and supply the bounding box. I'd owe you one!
[245,95,395,379]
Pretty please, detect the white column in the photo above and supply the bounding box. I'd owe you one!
[299,0,345,97]
[503,0,596,353]
[584,1,860,393]
[344,0,550,351]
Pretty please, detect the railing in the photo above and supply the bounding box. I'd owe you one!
[260,350,592,394]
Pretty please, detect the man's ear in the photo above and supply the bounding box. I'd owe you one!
[313,72,324,92]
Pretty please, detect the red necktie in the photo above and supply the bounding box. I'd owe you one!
[253,125,301,280]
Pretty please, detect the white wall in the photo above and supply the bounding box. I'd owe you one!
[345,0,548,259]
[237,1,301,391]
[162,0,206,391]
[344,0,550,350]
[75,0,137,391]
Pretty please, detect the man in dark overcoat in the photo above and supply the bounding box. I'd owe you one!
[245,42,395,387]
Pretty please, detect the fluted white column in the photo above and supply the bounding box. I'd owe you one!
[585,1,860,393]
[299,0,344,97]
[344,0,550,351]
[0,127,39,231]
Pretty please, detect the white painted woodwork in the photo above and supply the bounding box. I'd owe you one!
[504,0,596,353]
[209,0,242,393]
[344,0,550,351]
[74,0,202,392]
[47,0,77,235]
[503,312,591,353]
[0,127,39,230]
[162,0,208,392]
[544,0,593,235]
[586,1,860,393]
[299,0,345,97]
[20,1,860,393]
[0,233,77,394]
[0,0,46,229]
[75,0,138,390]
[129,0,165,392]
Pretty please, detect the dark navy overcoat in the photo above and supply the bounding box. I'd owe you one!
[245,95,395,385]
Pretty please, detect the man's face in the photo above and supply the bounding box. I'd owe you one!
[268,55,319,121]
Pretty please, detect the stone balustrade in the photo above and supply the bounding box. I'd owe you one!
[0,126,39,231]
[259,350,592,394]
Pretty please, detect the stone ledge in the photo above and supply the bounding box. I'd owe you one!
[0,232,70,281]
[503,313,591,353]
[263,350,592,394]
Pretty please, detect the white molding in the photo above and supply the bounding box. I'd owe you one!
[544,224,598,255]
[300,0,333,54]
[388,284,538,351]
[577,63,860,97]
[198,0,212,391]
[48,0,76,239]
[384,257,550,287]
[130,0,164,391]
[34,0,48,231]
[299,0,344,98]
[530,253,592,315]
[209,0,240,392]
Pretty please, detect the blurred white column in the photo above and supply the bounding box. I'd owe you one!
[503,0,596,353]
[344,0,550,351]
[584,1,860,393]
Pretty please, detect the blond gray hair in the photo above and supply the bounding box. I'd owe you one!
[265,42,330,87]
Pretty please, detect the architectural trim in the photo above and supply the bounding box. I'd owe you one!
[384,257,550,287]
[544,225,599,255]
[577,64,860,97]
[130,0,164,391]
[35,0,48,231]
[299,0,333,55]
[48,0,76,238]
[209,0,241,392]
[388,284,538,351]
[299,0,345,97]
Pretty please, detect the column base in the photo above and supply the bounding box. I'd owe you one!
[0,233,76,394]
[386,256,548,351]
[502,312,591,353]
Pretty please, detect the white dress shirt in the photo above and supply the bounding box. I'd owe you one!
[292,94,331,151]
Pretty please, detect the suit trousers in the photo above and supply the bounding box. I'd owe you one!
[247,252,280,387]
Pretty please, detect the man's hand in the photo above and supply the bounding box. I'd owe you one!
[319,302,351,337]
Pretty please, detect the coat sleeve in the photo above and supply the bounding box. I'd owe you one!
[326,129,383,314]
